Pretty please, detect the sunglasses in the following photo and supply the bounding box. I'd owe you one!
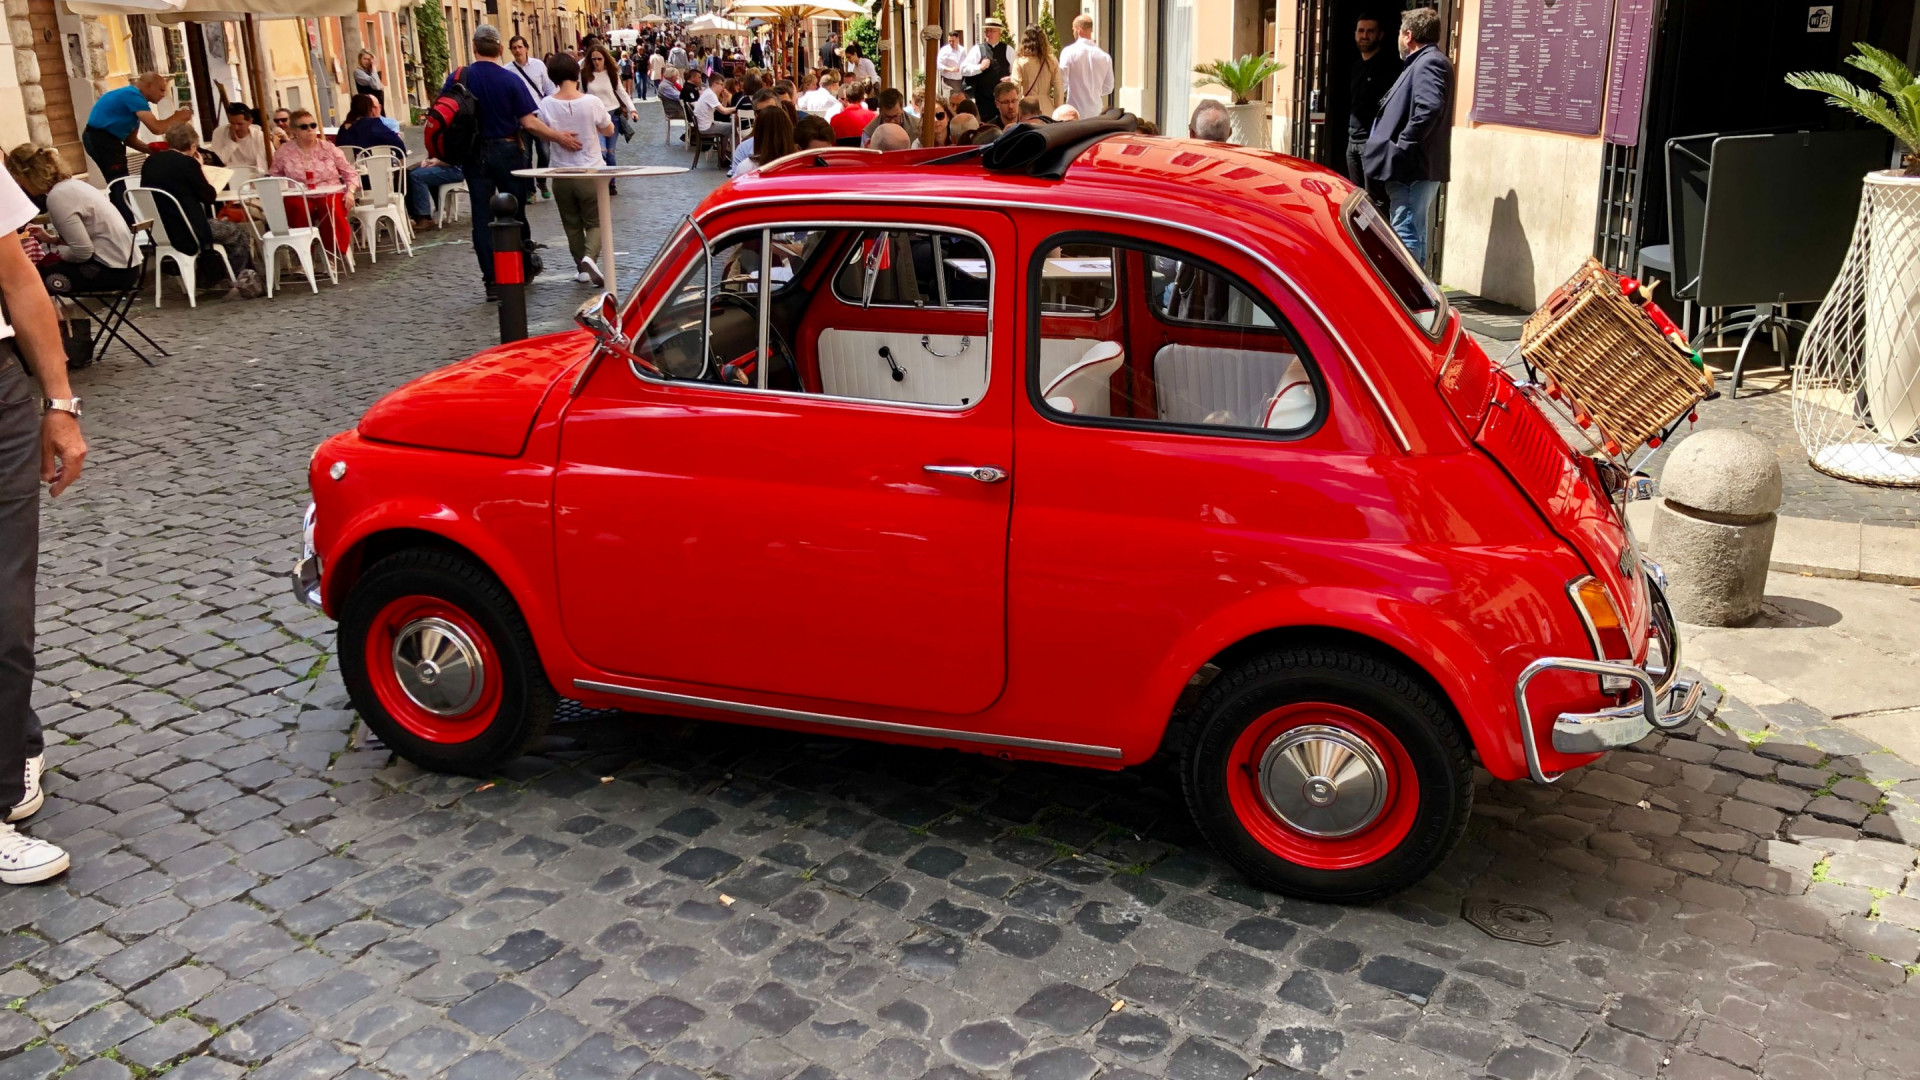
[295,122,318,130]
[934,112,949,120]
[274,117,290,124]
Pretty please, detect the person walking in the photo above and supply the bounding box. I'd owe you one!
[445,24,582,302]
[1362,7,1452,270]
[536,53,615,284]
[648,48,666,101]
[961,18,1013,109]
[82,72,191,219]
[1013,26,1064,118]
[0,159,84,887]
[508,35,556,200]
[582,45,636,191]
[1058,15,1114,119]
[1344,14,1400,203]
[668,39,689,72]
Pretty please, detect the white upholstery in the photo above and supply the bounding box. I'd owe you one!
[1041,340,1123,417]
[816,330,986,406]
[1153,344,1312,429]
[124,185,236,309]
[1037,336,1101,388]
[1263,357,1317,429]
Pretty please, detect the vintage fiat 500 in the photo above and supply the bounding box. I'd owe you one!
[295,120,1701,901]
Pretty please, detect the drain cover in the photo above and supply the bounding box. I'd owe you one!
[1462,898,1565,946]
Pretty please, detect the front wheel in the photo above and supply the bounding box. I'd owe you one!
[1180,647,1472,903]
[339,549,556,775]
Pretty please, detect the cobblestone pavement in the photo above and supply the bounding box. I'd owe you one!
[8,110,1920,1080]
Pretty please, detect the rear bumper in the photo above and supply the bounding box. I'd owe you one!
[292,502,322,609]
[1515,560,1701,784]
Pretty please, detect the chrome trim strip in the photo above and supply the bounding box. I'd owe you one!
[574,679,1127,759]
[696,195,1413,452]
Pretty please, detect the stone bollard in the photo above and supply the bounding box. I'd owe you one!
[1649,429,1783,626]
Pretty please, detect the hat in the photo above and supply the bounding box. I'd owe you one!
[474,23,503,44]
[983,16,1005,29]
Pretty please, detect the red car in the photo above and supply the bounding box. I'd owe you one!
[296,124,1700,902]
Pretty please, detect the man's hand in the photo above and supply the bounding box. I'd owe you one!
[40,411,84,497]
[556,132,583,152]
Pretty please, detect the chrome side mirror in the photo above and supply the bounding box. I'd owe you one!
[575,292,629,351]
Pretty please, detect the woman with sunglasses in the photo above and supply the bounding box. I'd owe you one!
[269,109,356,255]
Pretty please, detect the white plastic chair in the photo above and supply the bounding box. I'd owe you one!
[1041,340,1125,416]
[239,176,334,297]
[438,179,471,226]
[123,186,236,308]
[352,148,414,262]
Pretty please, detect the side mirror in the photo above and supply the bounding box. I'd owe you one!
[575,292,628,350]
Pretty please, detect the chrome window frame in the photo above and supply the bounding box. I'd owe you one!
[621,218,999,415]
[824,228,993,313]
[1339,188,1448,341]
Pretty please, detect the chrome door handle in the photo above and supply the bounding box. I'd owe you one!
[924,464,1008,483]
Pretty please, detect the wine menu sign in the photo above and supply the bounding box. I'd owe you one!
[1470,0,1614,135]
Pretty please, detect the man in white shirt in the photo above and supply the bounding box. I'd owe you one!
[508,35,556,98]
[937,30,965,98]
[798,71,842,119]
[1059,14,1114,118]
[0,164,85,888]
[688,71,735,156]
[207,102,269,171]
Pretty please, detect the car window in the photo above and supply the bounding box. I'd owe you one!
[1346,194,1445,335]
[1030,238,1321,437]
[1035,243,1117,316]
[631,224,992,409]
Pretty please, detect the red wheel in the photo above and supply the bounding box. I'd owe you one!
[1181,648,1472,902]
[339,550,555,775]
[361,596,504,744]
[1223,703,1421,871]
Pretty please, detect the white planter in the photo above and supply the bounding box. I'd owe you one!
[1226,102,1269,150]
[1862,170,1920,443]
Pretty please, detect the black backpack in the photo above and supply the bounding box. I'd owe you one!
[424,67,482,164]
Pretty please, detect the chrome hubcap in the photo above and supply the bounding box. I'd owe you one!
[1257,724,1389,837]
[391,617,484,716]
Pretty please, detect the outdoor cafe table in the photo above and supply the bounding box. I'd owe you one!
[511,165,688,295]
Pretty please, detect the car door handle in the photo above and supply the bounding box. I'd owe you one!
[924,464,1008,483]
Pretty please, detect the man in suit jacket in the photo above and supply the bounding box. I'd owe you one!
[1362,7,1452,270]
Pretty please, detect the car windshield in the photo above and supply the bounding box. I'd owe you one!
[1345,195,1446,336]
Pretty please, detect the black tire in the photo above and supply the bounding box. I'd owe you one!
[338,548,556,776]
[1178,646,1473,903]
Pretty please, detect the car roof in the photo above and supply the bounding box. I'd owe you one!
[713,134,1354,257]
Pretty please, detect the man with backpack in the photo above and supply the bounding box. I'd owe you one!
[430,24,583,302]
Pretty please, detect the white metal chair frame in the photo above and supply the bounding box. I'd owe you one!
[238,176,336,297]
[351,147,415,261]
[438,179,472,227]
[122,184,237,308]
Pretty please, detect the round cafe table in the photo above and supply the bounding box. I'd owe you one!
[512,165,687,295]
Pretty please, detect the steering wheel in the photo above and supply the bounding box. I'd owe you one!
[710,292,798,390]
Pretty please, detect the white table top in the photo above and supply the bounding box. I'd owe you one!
[511,166,690,179]
[948,257,1112,280]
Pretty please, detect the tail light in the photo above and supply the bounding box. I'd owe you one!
[1569,576,1632,660]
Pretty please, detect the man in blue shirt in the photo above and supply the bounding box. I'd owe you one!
[84,73,190,219]
[446,24,582,301]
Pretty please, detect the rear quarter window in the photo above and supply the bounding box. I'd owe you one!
[1345,194,1446,336]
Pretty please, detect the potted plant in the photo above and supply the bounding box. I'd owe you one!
[1787,45,1920,461]
[1193,53,1286,149]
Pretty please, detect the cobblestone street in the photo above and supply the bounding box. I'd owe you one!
[7,107,1920,1080]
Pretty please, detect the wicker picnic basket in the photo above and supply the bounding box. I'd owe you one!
[1520,257,1714,455]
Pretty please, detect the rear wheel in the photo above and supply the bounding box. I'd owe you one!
[1180,647,1472,903]
[339,549,556,775]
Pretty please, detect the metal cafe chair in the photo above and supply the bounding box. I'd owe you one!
[238,176,336,297]
[53,243,166,367]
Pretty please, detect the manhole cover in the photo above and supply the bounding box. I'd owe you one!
[1462,898,1565,946]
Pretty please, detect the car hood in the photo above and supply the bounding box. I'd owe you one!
[357,332,591,458]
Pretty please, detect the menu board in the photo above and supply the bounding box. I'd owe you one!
[1603,0,1659,144]
[1471,0,1614,135]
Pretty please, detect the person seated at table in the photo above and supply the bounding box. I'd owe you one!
[829,82,875,143]
[335,93,406,155]
[687,71,735,152]
[207,102,270,172]
[139,123,262,297]
[271,109,357,190]
[794,114,837,151]
[730,88,782,175]
[798,71,841,119]
[406,157,465,232]
[658,66,683,103]
[733,107,794,179]
[869,123,911,152]
[4,144,139,295]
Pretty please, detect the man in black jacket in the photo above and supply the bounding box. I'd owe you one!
[138,124,258,294]
[962,17,1013,110]
[1345,14,1400,202]
[1362,7,1452,270]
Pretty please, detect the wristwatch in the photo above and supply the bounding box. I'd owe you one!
[43,398,81,420]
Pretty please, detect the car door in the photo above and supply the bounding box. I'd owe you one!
[554,209,1015,716]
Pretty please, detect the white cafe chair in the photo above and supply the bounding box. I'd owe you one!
[123,185,236,308]
[438,179,471,227]
[352,148,414,262]
[238,176,334,297]
[1041,340,1125,416]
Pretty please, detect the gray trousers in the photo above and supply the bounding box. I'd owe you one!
[0,349,42,810]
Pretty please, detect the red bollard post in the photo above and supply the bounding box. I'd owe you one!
[491,192,528,343]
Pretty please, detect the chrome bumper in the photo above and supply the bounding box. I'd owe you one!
[292,502,322,609]
[1515,562,1702,784]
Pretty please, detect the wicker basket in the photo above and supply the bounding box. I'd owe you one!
[1520,257,1714,455]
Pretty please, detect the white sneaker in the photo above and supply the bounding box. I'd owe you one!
[0,823,67,884]
[574,271,592,284]
[8,755,43,823]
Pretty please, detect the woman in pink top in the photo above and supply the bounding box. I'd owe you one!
[269,109,357,189]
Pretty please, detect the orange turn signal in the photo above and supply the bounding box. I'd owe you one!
[1569,576,1631,660]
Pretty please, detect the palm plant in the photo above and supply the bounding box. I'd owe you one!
[1193,53,1286,106]
[1786,43,1920,175]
